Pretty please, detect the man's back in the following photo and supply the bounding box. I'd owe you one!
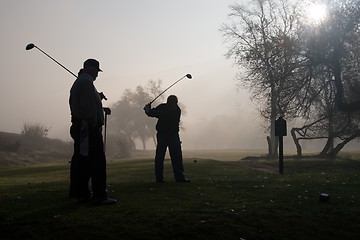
[146,103,181,134]
[69,73,103,126]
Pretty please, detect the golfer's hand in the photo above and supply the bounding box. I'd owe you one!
[99,92,107,101]
[103,107,111,115]
[143,104,151,113]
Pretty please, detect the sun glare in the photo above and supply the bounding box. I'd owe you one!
[308,3,328,23]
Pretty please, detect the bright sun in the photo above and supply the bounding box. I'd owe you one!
[308,3,328,23]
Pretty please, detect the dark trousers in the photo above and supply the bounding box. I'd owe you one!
[155,133,185,181]
[70,122,107,200]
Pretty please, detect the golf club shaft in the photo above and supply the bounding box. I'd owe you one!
[27,43,108,100]
[33,45,77,78]
[150,75,187,104]
[104,114,108,152]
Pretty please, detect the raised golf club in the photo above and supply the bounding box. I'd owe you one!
[149,74,192,104]
[26,43,108,100]
[26,43,77,78]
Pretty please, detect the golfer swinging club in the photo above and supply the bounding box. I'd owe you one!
[144,95,190,183]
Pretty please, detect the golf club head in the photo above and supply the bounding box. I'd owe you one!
[186,74,192,79]
[26,43,35,50]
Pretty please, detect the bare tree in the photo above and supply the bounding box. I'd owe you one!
[21,122,49,138]
[289,0,360,157]
[305,0,360,112]
[221,0,307,156]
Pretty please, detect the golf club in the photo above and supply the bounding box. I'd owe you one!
[26,43,77,78]
[26,43,108,100]
[149,74,192,104]
[103,107,111,152]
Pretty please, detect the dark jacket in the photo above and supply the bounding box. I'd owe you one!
[146,103,181,134]
[69,73,104,127]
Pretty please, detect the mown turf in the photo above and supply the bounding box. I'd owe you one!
[1,156,360,240]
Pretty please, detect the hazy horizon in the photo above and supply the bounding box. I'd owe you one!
[0,1,265,150]
[1,0,357,153]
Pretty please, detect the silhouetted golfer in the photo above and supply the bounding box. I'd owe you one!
[69,59,116,204]
[144,95,190,183]
[69,68,108,199]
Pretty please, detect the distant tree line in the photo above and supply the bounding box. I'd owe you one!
[221,0,360,157]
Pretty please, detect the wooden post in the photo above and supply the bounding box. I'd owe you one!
[279,135,284,174]
[275,116,286,175]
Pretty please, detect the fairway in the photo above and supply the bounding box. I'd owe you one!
[1,152,360,240]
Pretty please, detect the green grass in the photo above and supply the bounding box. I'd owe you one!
[1,154,360,240]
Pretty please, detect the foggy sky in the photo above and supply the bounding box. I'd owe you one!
[1,0,272,150]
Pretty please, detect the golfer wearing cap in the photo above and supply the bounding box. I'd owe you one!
[69,59,116,205]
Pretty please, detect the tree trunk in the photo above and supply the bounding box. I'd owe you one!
[291,128,302,156]
[327,131,360,158]
[274,136,279,156]
[320,135,334,156]
[333,54,360,112]
[269,92,278,156]
[130,136,136,150]
[327,137,355,157]
[142,137,146,150]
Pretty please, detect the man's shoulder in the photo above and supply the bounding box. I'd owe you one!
[155,103,167,109]
[73,75,93,86]
[78,74,93,81]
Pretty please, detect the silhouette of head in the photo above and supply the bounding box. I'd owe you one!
[83,59,102,80]
[167,95,178,109]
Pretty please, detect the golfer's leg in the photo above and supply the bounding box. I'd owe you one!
[90,127,107,200]
[69,124,79,197]
[77,155,91,200]
[155,133,167,181]
[168,134,185,181]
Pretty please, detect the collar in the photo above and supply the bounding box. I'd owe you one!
[79,72,94,82]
